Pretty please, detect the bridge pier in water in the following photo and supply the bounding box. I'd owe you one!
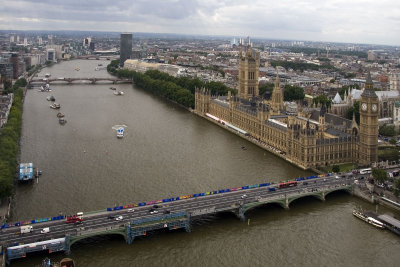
[125,212,191,245]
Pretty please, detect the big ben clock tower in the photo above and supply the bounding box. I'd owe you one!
[359,72,379,166]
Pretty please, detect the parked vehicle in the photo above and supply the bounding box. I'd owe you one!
[359,168,372,175]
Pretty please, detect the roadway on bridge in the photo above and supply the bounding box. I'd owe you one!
[0,174,358,247]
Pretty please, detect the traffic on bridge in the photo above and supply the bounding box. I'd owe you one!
[1,172,359,264]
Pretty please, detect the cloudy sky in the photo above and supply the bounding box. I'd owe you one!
[0,0,399,45]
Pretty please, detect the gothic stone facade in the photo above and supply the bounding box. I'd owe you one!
[194,47,378,170]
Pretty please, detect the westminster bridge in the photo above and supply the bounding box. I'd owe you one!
[0,174,355,264]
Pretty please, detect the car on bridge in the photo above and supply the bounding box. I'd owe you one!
[115,216,123,221]
[149,209,158,214]
[40,227,50,234]
[66,216,83,224]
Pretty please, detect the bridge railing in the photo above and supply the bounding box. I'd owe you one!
[130,212,186,225]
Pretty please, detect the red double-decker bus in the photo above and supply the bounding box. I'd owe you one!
[278,181,297,188]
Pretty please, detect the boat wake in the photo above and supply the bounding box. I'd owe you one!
[112,125,127,130]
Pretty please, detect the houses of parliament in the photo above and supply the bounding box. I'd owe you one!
[194,46,379,170]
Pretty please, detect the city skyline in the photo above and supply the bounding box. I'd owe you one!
[0,0,399,46]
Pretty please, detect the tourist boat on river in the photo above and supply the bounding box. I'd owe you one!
[117,127,124,138]
[109,87,116,90]
[113,91,124,96]
[46,95,55,101]
[352,210,385,229]
[59,118,67,125]
[56,112,64,118]
[50,103,61,109]
[39,84,51,92]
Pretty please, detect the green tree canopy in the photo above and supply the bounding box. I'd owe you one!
[283,85,304,101]
[379,124,396,137]
[372,168,388,184]
[347,101,360,124]
[259,83,274,97]
[313,95,332,109]
[332,165,340,173]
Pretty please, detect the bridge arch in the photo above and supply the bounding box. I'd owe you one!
[68,228,127,249]
[288,193,325,207]
[243,200,287,214]
[324,187,352,198]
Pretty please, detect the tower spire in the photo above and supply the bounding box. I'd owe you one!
[362,70,377,98]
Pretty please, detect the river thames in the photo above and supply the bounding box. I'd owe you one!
[11,60,400,266]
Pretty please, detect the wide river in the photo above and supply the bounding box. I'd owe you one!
[12,60,400,266]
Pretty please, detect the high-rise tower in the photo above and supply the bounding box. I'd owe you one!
[120,33,132,67]
[358,72,379,166]
[238,46,260,99]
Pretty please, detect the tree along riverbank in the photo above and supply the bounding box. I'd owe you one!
[0,78,26,199]
[107,59,236,109]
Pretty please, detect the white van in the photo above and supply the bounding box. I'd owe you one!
[40,227,50,234]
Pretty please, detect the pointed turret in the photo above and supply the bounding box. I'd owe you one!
[271,71,284,115]
[362,71,377,98]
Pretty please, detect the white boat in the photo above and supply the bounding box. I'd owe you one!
[50,103,61,109]
[45,73,51,78]
[46,95,55,101]
[113,91,124,96]
[116,127,124,138]
[352,210,385,229]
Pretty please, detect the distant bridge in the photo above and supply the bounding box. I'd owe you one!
[28,77,132,85]
[77,55,118,60]
[0,173,357,264]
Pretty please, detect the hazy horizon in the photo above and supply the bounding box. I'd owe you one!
[0,0,399,46]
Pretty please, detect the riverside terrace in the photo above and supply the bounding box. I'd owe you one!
[1,174,356,264]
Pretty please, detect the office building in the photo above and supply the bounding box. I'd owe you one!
[120,33,132,67]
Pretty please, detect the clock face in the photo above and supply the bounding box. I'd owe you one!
[361,103,367,111]
[372,104,377,112]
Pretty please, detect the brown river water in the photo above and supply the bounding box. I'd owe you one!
[10,60,400,266]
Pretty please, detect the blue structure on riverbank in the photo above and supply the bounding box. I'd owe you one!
[19,163,33,181]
